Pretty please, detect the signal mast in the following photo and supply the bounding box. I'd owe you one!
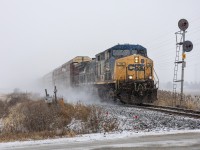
[173,19,193,106]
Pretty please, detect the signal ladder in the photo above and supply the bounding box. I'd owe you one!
[172,33,183,105]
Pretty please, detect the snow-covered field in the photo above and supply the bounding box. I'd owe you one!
[1,103,200,149]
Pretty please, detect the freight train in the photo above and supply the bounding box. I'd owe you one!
[43,44,159,104]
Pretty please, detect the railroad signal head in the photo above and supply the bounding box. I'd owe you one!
[183,41,193,52]
[178,19,189,31]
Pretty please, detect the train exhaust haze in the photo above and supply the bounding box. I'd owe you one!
[44,84,102,105]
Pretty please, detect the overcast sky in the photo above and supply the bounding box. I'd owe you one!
[0,0,200,92]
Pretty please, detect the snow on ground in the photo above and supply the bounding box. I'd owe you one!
[91,104,200,132]
[1,129,200,149]
[1,103,200,148]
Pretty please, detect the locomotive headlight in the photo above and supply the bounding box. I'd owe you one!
[134,56,139,63]
[128,75,133,79]
[149,76,152,79]
[117,62,125,66]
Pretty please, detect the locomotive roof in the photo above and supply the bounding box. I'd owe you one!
[96,44,147,56]
[107,44,147,51]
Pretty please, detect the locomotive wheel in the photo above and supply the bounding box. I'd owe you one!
[119,91,131,104]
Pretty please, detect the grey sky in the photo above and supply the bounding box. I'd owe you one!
[0,0,200,92]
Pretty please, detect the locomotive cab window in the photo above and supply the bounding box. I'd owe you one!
[131,50,137,55]
[113,50,130,58]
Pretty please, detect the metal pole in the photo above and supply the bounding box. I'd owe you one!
[180,31,185,104]
[45,89,48,97]
[54,86,57,103]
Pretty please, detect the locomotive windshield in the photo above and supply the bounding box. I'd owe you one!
[132,49,147,57]
[112,49,147,58]
[113,50,130,57]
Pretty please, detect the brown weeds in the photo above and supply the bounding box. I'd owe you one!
[2,100,74,133]
[154,90,200,110]
[0,100,5,118]
[0,93,119,142]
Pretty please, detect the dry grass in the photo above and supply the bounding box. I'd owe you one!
[0,92,32,118]
[86,106,118,133]
[154,90,200,110]
[0,100,81,142]
[2,100,77,133]
[0,100,5,118]
[0,92,119,142]
[154,90,174,106]
[74,102,91,122]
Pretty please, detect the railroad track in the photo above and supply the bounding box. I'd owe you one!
[123,103,200,119]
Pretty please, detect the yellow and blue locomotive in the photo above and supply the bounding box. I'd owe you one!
[43,44,158,104]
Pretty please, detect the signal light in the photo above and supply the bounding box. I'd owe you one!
[182,53,186,59]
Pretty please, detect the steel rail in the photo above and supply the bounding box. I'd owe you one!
[122,104,200,119]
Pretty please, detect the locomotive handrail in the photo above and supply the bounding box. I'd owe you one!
[153,68,159,89]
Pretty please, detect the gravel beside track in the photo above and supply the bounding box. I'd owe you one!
[98,104,200,132]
